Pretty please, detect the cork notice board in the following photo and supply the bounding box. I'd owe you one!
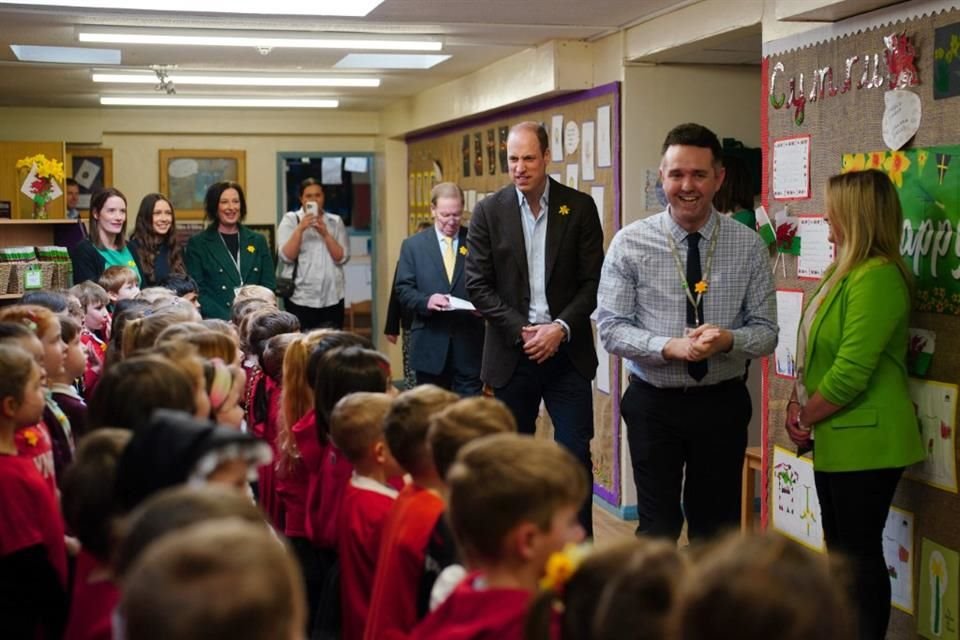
[763,7,960,638]
[406,82,623,505]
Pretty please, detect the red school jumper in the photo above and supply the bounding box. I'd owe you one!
[63,549,119,640]
[338,474,398,640]
[408,572,531,640]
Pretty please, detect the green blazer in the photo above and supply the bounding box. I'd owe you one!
[803,257,924,472]
[185,224,276,320]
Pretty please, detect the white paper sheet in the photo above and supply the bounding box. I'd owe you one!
[20,164,63,200]
[775,290,803,379]
[905,379,958,493]
[882,89,921,151]
[596,105,612,168]
[771,446,825,551]
[564,121,580,156]
[565,164,579,191]
[797,216,834,279]
[321,157,343,185]
[581,121,595,181]
[74,159,100,190]
[596,339,611,394]
[645,168,665,211]
[772,136,810,199]
[883,506,915,613]
[344,157,368,173]
[590,186,605,232]
[551,115,564,162]
[443,296,476,311]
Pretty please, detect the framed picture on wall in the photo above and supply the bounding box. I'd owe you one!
[246,224,276,258]
[159,149,246,219]
[66,146,113,210]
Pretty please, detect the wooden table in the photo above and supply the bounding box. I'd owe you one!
[741,445,763,532]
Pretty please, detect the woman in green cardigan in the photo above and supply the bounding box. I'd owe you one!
[185,181,276,320]
[786,169,924,640]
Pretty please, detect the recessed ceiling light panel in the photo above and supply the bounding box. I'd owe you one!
[0,0,384,17]
[92,71,379,87]
[334,54,451,70]
[79,31,442,51]
[100,95,339,108]
[10,44,121,64]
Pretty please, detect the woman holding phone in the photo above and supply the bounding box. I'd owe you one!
[276,178,350,330]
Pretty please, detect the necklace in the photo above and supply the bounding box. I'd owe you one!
[661,218,720,327]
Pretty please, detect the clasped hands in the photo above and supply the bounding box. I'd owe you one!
[521,323,564,364]
[662,323,732,362]
[785,401,812,447]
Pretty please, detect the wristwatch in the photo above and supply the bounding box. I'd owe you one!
[553,320,570,341]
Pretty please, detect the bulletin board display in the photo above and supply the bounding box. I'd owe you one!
[762,6,960,638]
[406,82,623,505]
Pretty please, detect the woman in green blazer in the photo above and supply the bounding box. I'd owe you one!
[787,170,923,640]
[185,181,276,320]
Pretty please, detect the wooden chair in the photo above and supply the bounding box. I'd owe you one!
[346,299,373,338]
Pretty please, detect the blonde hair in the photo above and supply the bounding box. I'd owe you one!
[178,331,239,364]
[122,310,197,358]
[427,396,517,479]
[430,181,464,208]
[279,329,333,466]
[233,285,277,308]
[825,169,912,288]
[137,287,176,305]
[98,265,139,294]
[330,392,393,464]
[120,519,304,640]
[447,433,589,565]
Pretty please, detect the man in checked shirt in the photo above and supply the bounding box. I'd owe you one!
[597,123,777,542]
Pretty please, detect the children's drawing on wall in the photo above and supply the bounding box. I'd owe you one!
[919,538,959,640]
[905,379,958,493]
[775,290,803,379]
[883,506,915,614]
[771,446,824,551]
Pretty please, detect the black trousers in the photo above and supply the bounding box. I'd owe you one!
[620,376,751,542]
[285,298,345,331]
[815,466,904,640]
[494,349,594,536]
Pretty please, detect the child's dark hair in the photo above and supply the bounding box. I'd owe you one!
[670,532,853,640]
[88,355,197,430]
[312,345,390,445]
[247,309,300,362]
[383,384,459,475]
[60,315,81,344]
[525,538,685,640]
[0,320,35,343]
[61,429,132,563]
[69,280,110,309]
[21,290,68,314]
[713,154,755,214]
[0,343,37,406]
[263,333,297,383]
[161,274,199,297]
[104,299,151,369]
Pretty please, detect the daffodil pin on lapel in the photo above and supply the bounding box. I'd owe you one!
[558,205,570,216]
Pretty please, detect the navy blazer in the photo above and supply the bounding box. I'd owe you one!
[465,178,604,387]
[394,226,483,377]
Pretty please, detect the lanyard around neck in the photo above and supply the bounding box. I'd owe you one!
[661,218,720,327]
[218,232,243,286]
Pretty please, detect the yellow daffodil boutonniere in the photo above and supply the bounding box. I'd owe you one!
[694,280,708,294]
[459,246,468,256]
[246,245,256,253]
[558,205,570,216]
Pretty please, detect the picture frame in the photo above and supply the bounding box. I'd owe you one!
[159,149,246,219]
[246,224,277,258]
[66,146,113,211]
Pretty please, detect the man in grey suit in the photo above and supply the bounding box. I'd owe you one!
[395,182,483,395]
[465,122,604,533]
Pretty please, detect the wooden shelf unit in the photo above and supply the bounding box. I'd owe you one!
[0,218,78,246]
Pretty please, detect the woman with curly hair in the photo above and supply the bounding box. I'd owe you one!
[128,193,186,287]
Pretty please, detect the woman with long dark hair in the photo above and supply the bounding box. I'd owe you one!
[127,193,186,287]
[185,181,275,320]
[69,187,142,285]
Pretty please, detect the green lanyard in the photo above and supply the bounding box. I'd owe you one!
[661,218,720,327]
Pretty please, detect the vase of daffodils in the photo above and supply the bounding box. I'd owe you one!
[16,154,65,220]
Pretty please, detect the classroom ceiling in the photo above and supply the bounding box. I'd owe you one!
[0,0,761,111]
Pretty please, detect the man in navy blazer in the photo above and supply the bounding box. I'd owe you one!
[465,122,604,533]
[394,182,484,396]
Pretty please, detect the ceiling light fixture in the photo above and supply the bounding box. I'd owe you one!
[0,0,384,17]
[100,96,338,108]
[78,31,442,52]
[92,71,380,87]
[334,53,451,70]
[10,44,121,64]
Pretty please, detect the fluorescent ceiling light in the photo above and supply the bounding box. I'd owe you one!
[101,96,338,108]
[10,44,120,64]
[334,54,451,70]
[79,31,442,52]
[0,0,384,17]
[92,72,379,87]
